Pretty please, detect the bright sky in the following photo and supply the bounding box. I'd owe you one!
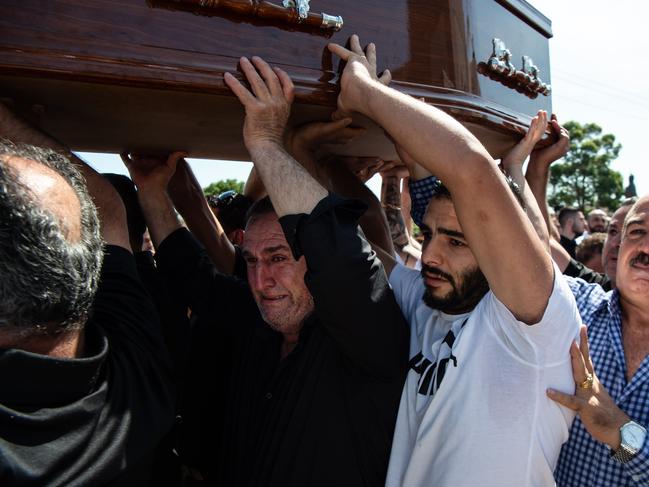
[80,0,648,199]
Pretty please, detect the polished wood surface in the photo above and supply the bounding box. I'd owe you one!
[0,0,554,160]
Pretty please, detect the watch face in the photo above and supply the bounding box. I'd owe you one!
[622,422,647,451]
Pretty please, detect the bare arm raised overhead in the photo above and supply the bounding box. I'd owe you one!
[0,102,130,251]
[224,56,327,215]
[328,35,553,324]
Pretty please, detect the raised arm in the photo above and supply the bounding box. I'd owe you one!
[500,110,550,248]
[0,103,129,250]
[224,55,408,377]
[166,157,236,274]
[224,56,327,215]
[328,36,552,323]
[525,116,571,271]
[121,153,183,248]
[525,115,570,239]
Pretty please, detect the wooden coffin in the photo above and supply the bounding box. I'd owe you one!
[0,0,553,161]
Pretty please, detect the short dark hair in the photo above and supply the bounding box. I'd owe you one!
[558,207,581,227]
[0,141,103,337]
[207,191,253,235]
[429,175,525,209]
[244,196,276,227]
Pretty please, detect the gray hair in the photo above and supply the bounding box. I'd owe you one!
[0,141,103,337]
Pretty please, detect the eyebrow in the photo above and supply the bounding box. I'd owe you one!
[242,244,291,258]
[626,218,645,229]
[439,227,465,239]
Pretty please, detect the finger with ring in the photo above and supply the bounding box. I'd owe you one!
[578,373,594,389]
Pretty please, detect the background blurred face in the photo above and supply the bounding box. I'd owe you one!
[572,211,586,236]
[588,210,608,233]
[602,205,632,284]
[420,198,489,314]
[243,213,314,336]
[616,199,649,298]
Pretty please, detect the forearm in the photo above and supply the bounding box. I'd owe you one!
[526,157,554,235]
[243,166,267,201]
[176,194,236,274]
[381,175,408,250]
[168,161,236,274]
[360,81,492,188]
[248,141,327,216]
[502,162,549,249]
[137,189,183,248]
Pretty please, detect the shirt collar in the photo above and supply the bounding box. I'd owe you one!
[0,324,108,408]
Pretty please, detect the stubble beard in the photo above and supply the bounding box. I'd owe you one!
[257,293,315,336]
[422,264,489,314]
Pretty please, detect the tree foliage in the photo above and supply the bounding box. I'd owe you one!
[203,179,244,196]
[548,121,624,211]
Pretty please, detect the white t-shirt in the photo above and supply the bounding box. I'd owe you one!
[385,264,580,487]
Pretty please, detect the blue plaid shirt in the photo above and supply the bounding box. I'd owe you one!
[555,277,649,486]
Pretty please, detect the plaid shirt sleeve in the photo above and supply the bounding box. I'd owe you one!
[625,435,649,485]
[408,176,438,227]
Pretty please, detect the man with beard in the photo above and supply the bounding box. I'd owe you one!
[558,207,587,258]
[328,36,582,486]
[549,195,649,486]
[587,208,609,234]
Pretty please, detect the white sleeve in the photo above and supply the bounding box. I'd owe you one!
[389,263,425,322]
[482,263,582,366]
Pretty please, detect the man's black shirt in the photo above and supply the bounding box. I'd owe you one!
[156,195,409,487]
[560,235,578,259]
[0,247,175,486]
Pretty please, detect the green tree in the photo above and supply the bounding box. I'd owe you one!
[548,121,623,211]
[203,179,244,196]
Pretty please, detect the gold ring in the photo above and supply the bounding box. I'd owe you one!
[578,374,594,389]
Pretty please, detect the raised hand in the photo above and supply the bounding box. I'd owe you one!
[224,56,294,151]
[530,114,570,166]
[547,326,630,450]
[121,152,186,193]
[327,34,391,120]
[502,110,548,169]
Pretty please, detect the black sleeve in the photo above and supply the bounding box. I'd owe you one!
[563,257,611,290]
[280,194,409,379]
[233,245,248,281]
[154,228,258,328]
[92,246,173,371]
[90,245,176,440]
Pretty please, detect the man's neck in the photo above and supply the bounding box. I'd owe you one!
[0,328,85,358]
[561,228,575,240]
[621,296,649,332]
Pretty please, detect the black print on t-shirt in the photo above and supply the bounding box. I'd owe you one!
[408,318,467,396]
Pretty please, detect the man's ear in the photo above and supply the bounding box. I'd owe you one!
[231,228,245,246]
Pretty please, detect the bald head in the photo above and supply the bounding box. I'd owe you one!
[0,141,103,337]
[4,155,82,243]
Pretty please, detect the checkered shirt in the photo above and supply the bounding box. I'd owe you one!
[408,176,438,227]
[555,277,649,486]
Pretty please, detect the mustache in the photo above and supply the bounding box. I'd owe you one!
[421,265,455,286]
[630,252,649,266]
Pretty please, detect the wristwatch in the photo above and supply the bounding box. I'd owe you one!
[612,421,647,463]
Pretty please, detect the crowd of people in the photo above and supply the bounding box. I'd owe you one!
[0,35,648,487]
